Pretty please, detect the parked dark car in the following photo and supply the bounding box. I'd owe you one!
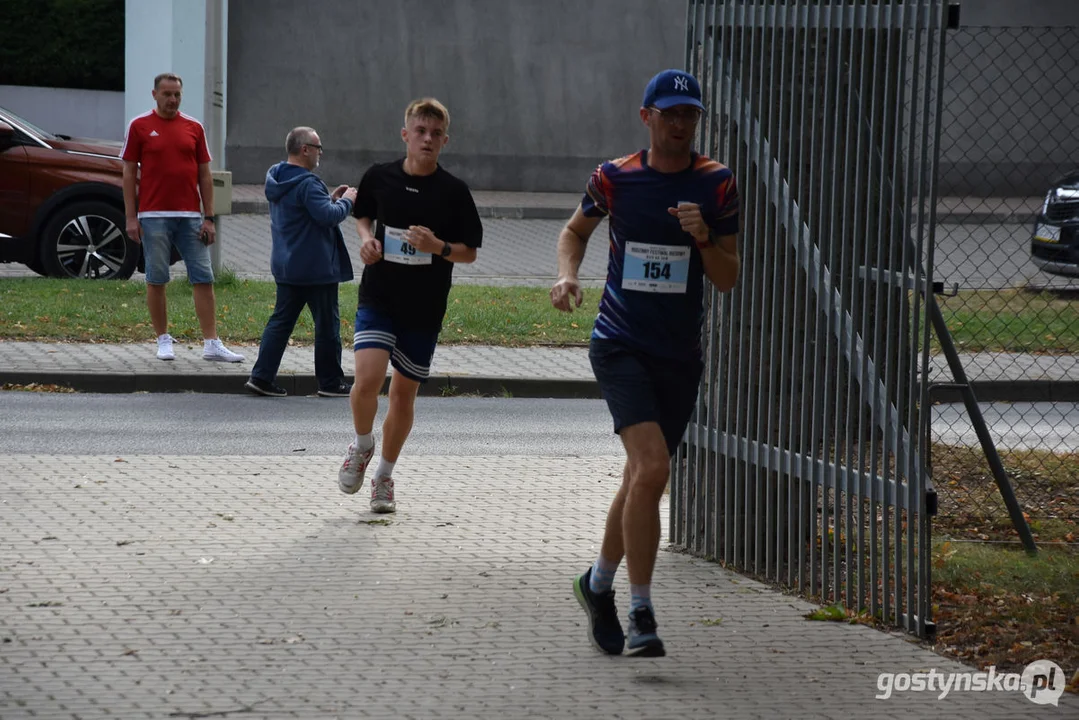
[0,105,139,279]
[1031,170,1079,278]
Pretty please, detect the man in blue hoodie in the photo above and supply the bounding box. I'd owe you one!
[244,126,358,397]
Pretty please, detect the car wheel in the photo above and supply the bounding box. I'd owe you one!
[39,202,138,280]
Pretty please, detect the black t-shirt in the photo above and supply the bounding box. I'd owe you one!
[352,160,483,329]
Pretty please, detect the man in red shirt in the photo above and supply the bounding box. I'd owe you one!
[121,72,244,362]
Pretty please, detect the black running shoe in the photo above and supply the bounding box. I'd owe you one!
[626,605,666,657]
[317,381,352,398]
[573,567,625,655]
[244,377,286,397]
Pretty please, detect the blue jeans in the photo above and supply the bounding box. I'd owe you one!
[139,216,213,284]
[251,283,344,390]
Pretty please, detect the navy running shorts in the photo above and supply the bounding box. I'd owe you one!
[588,338,704,456]
[353,305,439,383]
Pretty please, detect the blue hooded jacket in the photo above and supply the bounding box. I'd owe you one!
[264,162,354,285]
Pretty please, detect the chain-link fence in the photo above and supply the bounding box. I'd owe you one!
[930,26,1079,545]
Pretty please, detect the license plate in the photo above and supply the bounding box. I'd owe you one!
[1034,223,1061,243]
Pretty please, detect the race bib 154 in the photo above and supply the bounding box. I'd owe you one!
[622,241,690,293]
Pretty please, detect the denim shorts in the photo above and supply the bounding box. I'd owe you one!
[353,305,439,383]
[140,216,214,285]
[589,338,704,456]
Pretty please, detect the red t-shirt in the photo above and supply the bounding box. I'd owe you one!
[121,110,211,217]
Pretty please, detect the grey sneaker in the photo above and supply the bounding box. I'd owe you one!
[370,476,396,513]
[338,441,375,494]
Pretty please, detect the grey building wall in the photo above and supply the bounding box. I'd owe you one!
[0,86,125,141]
[939,0,1079,196]
[225,0,685,190]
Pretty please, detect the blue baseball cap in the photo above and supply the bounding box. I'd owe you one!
[642,69,704,110]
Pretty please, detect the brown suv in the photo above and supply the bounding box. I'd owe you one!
[0,104,140,279]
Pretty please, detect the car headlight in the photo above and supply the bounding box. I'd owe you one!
[1044,186,1079,224]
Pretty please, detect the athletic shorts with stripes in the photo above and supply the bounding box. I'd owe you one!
[353,305,439,383]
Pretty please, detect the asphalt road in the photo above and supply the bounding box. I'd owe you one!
[4,392,1074,457]
[0,393,624,456]
[930,401,1079,453]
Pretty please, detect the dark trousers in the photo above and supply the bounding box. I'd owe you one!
[251,282,344,390]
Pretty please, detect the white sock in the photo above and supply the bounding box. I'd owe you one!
[355,433,374,451]
[375,457,395,479]
[203,338,217,348]
[158,333,172,342]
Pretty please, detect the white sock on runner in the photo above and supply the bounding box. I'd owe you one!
[375,457,396,479]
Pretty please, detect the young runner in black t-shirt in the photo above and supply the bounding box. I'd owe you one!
[337,98,483,513]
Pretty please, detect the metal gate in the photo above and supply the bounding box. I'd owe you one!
[671,0,949,639]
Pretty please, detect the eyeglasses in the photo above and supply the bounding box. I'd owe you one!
[648,106,703,124]
[304,143,323,152]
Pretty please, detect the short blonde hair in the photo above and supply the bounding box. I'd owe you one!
[404,98,450,132]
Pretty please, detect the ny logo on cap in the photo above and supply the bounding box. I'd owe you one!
[673,76,689,91]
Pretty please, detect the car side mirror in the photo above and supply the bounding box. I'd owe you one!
[0,121,13,148]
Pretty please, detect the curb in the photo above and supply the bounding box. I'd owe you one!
[927,380,1079,404]
[230,199,1035,225]
[0,372,602,399]
[231,200,574,220]
[3,372,1076,402]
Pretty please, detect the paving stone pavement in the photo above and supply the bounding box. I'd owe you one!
[0,339,1072,399]
[0,215,609,287]
[229,186,583,219]
[209,214,608,287]
[0,342,593,381]
[0,340,597,397]
[2,454,1070,720]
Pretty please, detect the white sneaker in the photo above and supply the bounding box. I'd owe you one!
[338,441,375,494]
[203,338,245,363]
[156,334,175,361]
[371,475,396,514]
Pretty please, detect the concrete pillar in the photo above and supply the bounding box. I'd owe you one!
[123,0,227,164]
[125,0,229,274]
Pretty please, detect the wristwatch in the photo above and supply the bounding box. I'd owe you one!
[440,241,452,258]
[204,215,216,223]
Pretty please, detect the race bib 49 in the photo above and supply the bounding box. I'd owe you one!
[383,226,433,265]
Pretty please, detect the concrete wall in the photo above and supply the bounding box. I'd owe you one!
[938,1,1079,196]
[0,86,124,141]
[959,0,1079,26]
[225,0,685,190]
